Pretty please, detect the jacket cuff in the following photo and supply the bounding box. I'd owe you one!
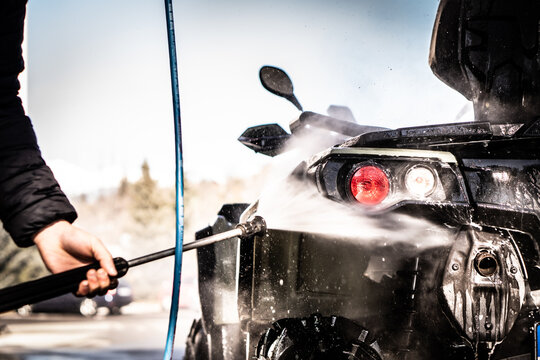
[6,199,77,247]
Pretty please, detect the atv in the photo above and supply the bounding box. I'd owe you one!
[184,2,540,358]
[183,64,540,360]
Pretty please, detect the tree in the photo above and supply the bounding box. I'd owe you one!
[0,225,47,288]
[130,160,162,227]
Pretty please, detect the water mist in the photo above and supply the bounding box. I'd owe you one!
[254,128,454,252]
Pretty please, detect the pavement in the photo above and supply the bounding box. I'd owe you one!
[0,302,200,360]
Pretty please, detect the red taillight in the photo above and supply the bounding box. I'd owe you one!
[350,165,390,205]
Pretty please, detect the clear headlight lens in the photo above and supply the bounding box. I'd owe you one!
[405,166,436,198]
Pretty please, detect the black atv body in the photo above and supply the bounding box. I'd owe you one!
[185,116,540,360]
[185,1,540,356]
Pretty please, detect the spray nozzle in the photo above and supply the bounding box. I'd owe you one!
[236,215,267,238]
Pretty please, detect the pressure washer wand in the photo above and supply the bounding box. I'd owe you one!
[0,216,266,314]
[129,216,266,267]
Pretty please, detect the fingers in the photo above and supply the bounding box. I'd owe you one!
[79,233,117,297]
[91,239,117,277]
[76,269,113,297]
[79,236,118,297]
[76,280,90,297]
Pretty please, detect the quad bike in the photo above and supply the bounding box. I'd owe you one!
[185,1,540,359]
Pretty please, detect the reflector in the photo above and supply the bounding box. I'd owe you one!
[350,165,389,205]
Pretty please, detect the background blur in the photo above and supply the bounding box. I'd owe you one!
[0,0,473,354]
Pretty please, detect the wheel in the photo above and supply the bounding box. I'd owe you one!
[79,298,98,317]
[16,305,32,317]
[256,314,382,360]
[184,318,209,360]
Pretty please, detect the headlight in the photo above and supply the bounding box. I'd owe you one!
[308,146,466,210]
[405,165,436,198]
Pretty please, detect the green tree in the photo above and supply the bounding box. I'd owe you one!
[0,225,47,288]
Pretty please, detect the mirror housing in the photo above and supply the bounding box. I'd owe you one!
[238,123,291,157]
[259,66,303,111]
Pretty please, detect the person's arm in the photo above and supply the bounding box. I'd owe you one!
[0,0,116,296]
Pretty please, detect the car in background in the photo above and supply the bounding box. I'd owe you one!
[17,281,133,317]
[159,275,199,312]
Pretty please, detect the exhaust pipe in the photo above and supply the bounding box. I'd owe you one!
[474,251,499,277]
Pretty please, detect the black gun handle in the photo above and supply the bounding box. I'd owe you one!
[0,257,129,314]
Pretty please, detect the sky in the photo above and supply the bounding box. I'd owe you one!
[25,0,473,195]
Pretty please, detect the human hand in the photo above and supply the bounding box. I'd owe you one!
[33,220,117,297]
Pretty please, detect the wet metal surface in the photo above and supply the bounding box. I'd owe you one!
[441,230,525,347]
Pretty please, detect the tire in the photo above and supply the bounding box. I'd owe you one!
[79,298,98,317]
[184,319,209,360]
[256,314,383,360]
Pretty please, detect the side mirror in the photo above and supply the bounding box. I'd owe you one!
[238,123,291,157]
[259,66,303,111]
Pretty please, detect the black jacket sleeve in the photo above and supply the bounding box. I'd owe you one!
[0,0,77,247]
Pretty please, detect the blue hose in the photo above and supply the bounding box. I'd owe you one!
[163,0,184,359]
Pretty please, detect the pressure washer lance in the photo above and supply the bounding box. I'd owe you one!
[0,216,266,314]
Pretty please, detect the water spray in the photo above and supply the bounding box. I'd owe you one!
[0,216,266,315]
